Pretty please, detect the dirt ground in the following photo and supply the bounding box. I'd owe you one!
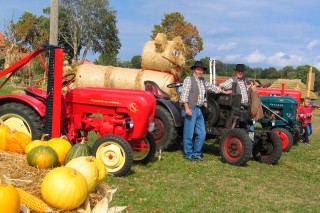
[0,150,106,213]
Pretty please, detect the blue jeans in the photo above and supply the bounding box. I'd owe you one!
[302,123,312,143]
[182,107,206,158]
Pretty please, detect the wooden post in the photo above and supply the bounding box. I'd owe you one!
[49,0,59,45]
[307,66,313,98]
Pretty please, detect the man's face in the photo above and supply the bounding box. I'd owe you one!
[194,67,204,77]
[235,70,244,79]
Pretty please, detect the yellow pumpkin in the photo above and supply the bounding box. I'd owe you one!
[0,120,10,150]
[7,129,32,154]
[65,156,99,193]
[25,134,48,154]
[47,135,72,165]
[41,167,88,210]
[0,179,20,213]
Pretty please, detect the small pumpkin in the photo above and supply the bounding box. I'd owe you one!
[0,120,10,150]
[6,129,32,154]
[65,156,99,193]
[0,179,20,213]
[27,145,59,169]
[25,134,48,154]
[41,167,88,210]
[93,157,107,181]
[64,138,91,165]
[47,135,72,165]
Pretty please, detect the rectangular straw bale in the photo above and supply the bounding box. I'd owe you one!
[74,64,107,87]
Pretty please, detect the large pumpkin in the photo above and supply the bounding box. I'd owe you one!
[65,156,99,193]
[0,179,20,213]
[0,120,10,150]
[25,134,48,154]
[27,145,59,169]
[7,130,32,154]
[41,167,88,210]
[47,135,72,165]
[64,138,91,165]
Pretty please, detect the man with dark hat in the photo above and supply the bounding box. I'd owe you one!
[219,64,249,105]
[180,61,230,161]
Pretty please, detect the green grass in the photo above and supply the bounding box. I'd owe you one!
[105,117,320,212]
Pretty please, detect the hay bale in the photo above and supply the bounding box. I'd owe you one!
[108,67,141,89]
[141,34,185,75]
[139,70,179,101]
[74,64,108,87]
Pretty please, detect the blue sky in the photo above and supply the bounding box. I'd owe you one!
[1,0,320,69]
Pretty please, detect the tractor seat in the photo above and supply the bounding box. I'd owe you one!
[144,81,170,100]
[24,87,48,101]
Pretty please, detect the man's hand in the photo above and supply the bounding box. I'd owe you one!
[185,108,192,116]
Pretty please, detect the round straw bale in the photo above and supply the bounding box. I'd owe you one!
[74,64,108,87]
[108,67,141,89]
[141,39,186,73]
[138,70,178,101]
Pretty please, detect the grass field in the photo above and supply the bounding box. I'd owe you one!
[105,116,320,212]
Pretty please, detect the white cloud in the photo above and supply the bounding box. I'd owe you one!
[306,40,320,50]
[267,52,304,67]
[224,54,241,62]
[217,42,237,51]
[245,50,267,63]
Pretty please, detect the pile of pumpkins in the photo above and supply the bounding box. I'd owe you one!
[0,121,108,212]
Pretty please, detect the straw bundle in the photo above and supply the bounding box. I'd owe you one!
[141,33,185,75]
[74,64,108,87]
[107,67,140,89]
[270,79,317,99]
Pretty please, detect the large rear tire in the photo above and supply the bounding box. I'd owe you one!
[151,105,178,150]
[271,127,293,152]
[92,134,133,177]
[132,132,156,164]
[219,128,252,166]
[0,102,43,140]
[252,132,282,165]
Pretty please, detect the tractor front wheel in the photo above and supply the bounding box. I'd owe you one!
[0,102,43,140]
[271,127,293,152]
[92,134,133,177]
[219,128,252,166]
[252,132,282,164]
[132,132,156,164]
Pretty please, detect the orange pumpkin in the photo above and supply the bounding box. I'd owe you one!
[47,135,72,165]
[0,179,20,213]
[7,129,32,154]
[0,120,10,150]
[25,134,48,154]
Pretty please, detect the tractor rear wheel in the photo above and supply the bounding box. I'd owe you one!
[271,127,293,152]
[92,134,133,177]
[132,132,156,164]
[0,102,43,140]
[252,132,282,164]
[219,128,252,166]
[152,105,178,150]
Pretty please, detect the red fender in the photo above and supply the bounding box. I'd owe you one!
[0,94,46,117]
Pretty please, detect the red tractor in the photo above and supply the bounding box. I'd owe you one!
[0,45,157,176]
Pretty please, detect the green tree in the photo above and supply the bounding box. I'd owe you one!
[59,0,121,64]
[131,55,141,69]
[151,12,203,61]
[260,67,279,79]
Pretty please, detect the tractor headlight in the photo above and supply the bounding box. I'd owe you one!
[125,119,134,129]
[149,122,155,132]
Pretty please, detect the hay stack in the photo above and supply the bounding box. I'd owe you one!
[141,33,185,76]
[270,79,317,99]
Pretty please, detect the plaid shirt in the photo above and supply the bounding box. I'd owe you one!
[180,75,222,106]
[219,78,249,104]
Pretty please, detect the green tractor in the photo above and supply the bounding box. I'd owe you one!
[259,95,301,152]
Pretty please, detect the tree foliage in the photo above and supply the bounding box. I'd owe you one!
[151,12,203,61]
[59,0,121,64]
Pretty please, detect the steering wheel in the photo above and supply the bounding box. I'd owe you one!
[62,73,76,87]
[167,82,183,88]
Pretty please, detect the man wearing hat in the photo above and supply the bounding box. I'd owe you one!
[180,61,229,161]
[219,64,249,105]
